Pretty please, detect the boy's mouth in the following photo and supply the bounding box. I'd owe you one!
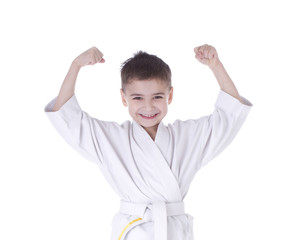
[139,113,159,119]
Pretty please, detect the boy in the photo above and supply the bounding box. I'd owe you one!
[45,44,252,240]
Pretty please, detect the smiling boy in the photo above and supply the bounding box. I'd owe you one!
[120,51,173,140]
[45,45,252,240]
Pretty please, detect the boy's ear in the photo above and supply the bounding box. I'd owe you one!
[120,89,128,107]
[168,87,173,104]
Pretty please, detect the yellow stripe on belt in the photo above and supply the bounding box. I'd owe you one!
[118,218,142,240]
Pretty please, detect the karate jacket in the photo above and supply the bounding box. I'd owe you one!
[45,90,252,240]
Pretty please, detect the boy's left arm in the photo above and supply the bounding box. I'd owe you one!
[194,44,245,104]
[190,44,252,167]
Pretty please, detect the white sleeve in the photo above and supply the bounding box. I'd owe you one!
[198,90,252,167]
[44,95,121,167]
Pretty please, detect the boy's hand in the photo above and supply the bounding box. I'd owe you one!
[194,44,220,68]
[194,44,244,103]
[74,47,105,67]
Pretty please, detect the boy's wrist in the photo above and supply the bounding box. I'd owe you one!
[71,58,82,70]
[209,60,224,72]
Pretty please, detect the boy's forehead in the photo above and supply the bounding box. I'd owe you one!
[125,78,170,93]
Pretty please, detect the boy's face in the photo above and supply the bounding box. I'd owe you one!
[121,78,173,134]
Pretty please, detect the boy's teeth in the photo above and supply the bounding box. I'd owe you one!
[142,114,156,117]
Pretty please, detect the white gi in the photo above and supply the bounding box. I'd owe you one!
[45,90,252,240]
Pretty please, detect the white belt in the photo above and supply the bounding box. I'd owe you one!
[120,201,185,240]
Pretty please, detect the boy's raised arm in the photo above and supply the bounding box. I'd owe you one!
[53,47,105,111]
[194,44,244,104]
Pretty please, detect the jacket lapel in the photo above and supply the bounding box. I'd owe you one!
[131,121,182,202]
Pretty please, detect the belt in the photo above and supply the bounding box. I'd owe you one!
[119,201,185,240]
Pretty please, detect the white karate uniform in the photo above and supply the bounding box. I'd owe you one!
[44,90,252,240]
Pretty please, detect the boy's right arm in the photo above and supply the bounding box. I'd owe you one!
[53,47,105,111]
[45,47,113,166]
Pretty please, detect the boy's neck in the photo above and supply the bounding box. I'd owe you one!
[143,124,159,141]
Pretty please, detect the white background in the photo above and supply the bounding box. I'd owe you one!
[0,0,286,239]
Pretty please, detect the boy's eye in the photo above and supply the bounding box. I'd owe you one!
[132,97,142,100]
[154,96,163,99]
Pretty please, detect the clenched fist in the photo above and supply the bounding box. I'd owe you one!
[74,47,105,67]
[194,44,220,68]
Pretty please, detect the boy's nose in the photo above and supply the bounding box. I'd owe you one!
[144,100,154,111]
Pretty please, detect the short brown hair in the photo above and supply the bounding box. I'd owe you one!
[121,51,172,90]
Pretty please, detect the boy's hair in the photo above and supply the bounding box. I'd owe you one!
[121,51,172,90]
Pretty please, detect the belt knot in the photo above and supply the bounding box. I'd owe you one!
[119,200,185,240]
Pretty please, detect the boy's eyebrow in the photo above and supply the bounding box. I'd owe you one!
[129,92,165,96]
[130,93,144,96]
